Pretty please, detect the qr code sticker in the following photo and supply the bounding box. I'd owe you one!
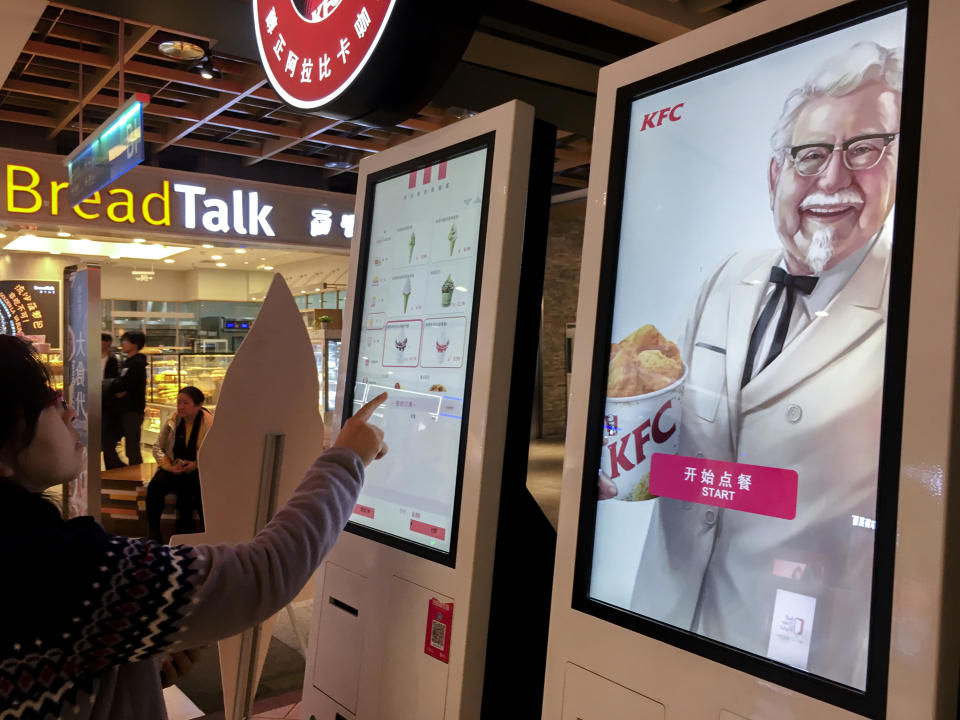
[430,619,446,650]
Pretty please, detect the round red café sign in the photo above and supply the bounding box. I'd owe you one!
[252,0,397,110]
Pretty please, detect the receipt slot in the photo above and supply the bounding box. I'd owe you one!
[301,101,557,720]
[543,0,960,718]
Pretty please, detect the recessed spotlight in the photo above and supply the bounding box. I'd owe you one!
[163,259,175,264]
[216,262,227,267]
[260,257,266,261]
[235,248,247,254]
[132,237,146,243]
[57,231,71,238]
[264,266,274,270]
[301,290,306,294]
[244,261,249,264]
[211,255,223,260]
[202,244,215,249]
[314,288,321,292]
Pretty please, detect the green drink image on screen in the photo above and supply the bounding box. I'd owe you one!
[402,277,412,313]
[441,274,454,307]
[448,223,457,256]
[408,232,416,262]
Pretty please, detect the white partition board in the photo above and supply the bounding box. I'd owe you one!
[171,273,325,720]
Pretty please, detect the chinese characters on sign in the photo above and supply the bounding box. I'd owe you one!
[651,453,797,519]
[0,281,60,347]
[254,0,396,109]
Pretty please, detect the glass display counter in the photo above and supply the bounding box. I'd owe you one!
[179,353,232,407]
[38,349,64,391]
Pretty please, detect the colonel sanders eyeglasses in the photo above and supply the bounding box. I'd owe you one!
[787,132,899,176]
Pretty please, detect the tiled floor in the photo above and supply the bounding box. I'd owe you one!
[250,701,301,719]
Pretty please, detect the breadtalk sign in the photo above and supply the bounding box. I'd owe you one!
[253,0,396,109]
[0,150,354,246]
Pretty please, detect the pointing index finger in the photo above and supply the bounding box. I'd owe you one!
[355,391,388,422]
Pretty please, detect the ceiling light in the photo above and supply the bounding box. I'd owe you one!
[244,261,248,264]
[211,255,223,260]
[202,244,215,249]
[260,257,266,261]
[158,39,206,61]
[0,233,6,239]
[314,288,321,292]
[57,231,71,238]
[132,237,146,243]
[324,160,353,170]
[216,262,227,267]
[196,54,217,81]
[163,259,175,264]
[235,248,247,254]
[200,65,214,80]
[301,290,306,294]
[263,265,274,270]
[49,250,61,255]
[3,235,190,260]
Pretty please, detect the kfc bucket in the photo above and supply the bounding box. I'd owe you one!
[601,325,685,500]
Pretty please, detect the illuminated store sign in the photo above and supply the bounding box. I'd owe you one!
[0,280,60,347]
[253,0,396,110]
[0,149,354,247]
[66,94,147,206]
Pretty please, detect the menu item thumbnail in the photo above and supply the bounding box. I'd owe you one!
[448,223,458,256]
[441,275,455,307]
[409,232,417,263]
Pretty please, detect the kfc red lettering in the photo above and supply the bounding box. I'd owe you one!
[607,435,636,478]
[632,420,652,464]
[652,399,677,443]
[639,103,685,131]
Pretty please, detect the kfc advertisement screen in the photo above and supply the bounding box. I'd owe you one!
[583,8,908,691]
[345,142,490,558]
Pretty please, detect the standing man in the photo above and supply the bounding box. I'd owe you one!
[103,331,148,468]
[101,333,119,379]
[631,41,902,689]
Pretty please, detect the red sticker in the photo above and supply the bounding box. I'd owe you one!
[424,598,453,663]
[650,453,798,519]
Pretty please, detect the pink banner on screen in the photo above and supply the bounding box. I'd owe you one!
[650,453,798,519]
[423,165,432,184]
[408,172,417,189]
[438,161,447,180]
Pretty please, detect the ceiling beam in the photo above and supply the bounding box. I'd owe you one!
[48,24,160,139]
[155,69,269,152]
[244,116,343,166]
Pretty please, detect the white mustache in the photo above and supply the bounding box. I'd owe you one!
[800,190,864,209]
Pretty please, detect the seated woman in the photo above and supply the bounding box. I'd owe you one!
[147,386,213,542]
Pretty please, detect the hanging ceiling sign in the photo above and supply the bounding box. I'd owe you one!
[251,0,483,125]
[65,94,149,207]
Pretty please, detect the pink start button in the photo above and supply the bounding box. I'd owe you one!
[650,453,798,520]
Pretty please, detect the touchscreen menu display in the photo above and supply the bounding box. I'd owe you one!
[346,144,490,555]
[584,8,908,691]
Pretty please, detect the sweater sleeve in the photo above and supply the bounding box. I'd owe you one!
[171,446,364,648]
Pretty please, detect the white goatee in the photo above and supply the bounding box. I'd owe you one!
[805,228,835,274]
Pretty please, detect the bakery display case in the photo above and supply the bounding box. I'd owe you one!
[310,329,342,414]
[39,349,64,391]
[146,353,181,405]
[178,353,232,408]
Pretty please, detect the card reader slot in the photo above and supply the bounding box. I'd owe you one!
[329,596,359,616]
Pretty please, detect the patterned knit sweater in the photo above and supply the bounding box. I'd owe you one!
[0,448,364,720]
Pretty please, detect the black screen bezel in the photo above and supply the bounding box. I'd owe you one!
[568,0,928,716]
[341,133,496,567]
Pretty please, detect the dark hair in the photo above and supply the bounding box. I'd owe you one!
[0,335,55,456]
[178,386,204,405]
[120,331,146,350]
[101,332,113,343]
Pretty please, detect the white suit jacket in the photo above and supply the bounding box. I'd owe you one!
[631,226,892,689]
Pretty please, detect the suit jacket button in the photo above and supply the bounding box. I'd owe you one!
[786,404,803,423]
[703,510,717,526]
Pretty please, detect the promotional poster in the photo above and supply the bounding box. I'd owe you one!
[0,280,60,347]
[349,146,487,553]
[587,9,907,690]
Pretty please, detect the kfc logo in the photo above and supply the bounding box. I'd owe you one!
[640,103,684,131]
[606,399,677,479]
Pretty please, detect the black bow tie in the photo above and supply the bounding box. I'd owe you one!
[741,266,819,388]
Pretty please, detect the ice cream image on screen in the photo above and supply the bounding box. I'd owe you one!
[394,332,408,362]
[408,232,416,263]
[402,277,412,313]
[441,275,454,307]
[436,328,450,361]
[448,224,457,256]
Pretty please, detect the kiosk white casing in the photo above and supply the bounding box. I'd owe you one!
[542,0,960,718]
[302,100,555,720]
